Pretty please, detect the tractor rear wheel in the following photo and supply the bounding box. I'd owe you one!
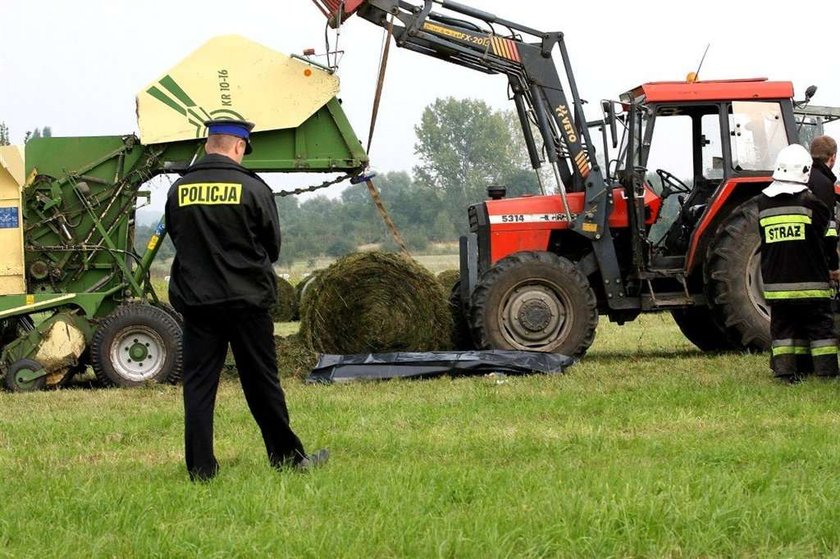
[670,307,737,352]
[469,252,598,357]
[91,304,183,387]
[705,198,771,351]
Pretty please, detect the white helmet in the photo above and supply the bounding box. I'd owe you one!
[772,144,812,184]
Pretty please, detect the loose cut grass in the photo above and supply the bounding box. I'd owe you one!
[270,275,297,322]
[3,314,840,557]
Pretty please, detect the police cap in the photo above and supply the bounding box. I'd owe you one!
[204,119,255,155]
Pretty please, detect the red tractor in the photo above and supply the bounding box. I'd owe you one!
[314,0,840,357]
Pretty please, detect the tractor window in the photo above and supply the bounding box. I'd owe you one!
[645,112,692,244]
[701,114,724,180]
[729,101,787,171]
[796,115,824,149]
[646,112,693,191]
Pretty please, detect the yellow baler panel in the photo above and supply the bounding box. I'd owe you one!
[136,35,340,144]
[0,146,25,296]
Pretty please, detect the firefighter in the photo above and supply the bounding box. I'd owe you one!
[759,143,839,383]
[807,135,840,280]
[166,119,328,481]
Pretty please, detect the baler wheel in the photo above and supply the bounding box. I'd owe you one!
[154,302,184,329]
[704,198,771,351]
[469,252,598,357]
[91,304,183,387]
[4,358,47,392]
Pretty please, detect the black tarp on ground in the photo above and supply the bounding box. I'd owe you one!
[306,350,575,383]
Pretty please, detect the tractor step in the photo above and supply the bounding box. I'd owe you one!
[640,292,704,310]
[647,254,686,272]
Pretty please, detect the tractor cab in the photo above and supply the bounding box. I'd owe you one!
[609,79,798,269]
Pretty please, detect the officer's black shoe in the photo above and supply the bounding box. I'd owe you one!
[775,374,803,385]
[189,464,219,483]
[295,448,330,472]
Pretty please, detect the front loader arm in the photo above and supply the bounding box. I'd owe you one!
[355,1,596,194]
[312,0,630,305]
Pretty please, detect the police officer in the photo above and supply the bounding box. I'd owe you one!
[166,119,328,481]
[759,143,839,383]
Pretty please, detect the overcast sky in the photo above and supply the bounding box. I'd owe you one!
[2,0,839,212]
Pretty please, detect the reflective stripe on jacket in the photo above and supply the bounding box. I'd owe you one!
[758,189,832,302]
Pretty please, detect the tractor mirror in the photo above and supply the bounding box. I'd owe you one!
[602,101,618,149]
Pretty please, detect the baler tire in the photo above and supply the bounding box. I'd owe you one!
[468,251,598,357]
[154,302,184,329]
[704,198,771,351]
[4,358,47,392]
[670,307,737,352]
[91,304,183,387]
[449,281,475,350]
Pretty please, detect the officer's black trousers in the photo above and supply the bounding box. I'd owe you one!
[181,306,305,480]
[770,300,838,380]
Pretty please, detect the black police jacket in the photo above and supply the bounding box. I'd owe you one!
[165,153,281,311]
[807,159,839,271]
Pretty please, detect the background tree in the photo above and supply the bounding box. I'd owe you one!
[413,97,534,234]
[24,127,52,143]
[502,110,552,195]
[0,122,9,146]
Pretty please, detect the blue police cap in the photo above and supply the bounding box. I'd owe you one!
[204,119,255,154]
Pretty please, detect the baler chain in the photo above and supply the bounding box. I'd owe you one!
[274,172,359,198]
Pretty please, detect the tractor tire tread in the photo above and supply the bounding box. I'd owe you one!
[704,198,770,351]
[469,251,597,357]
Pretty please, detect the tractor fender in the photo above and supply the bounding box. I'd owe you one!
[685,177,770,273]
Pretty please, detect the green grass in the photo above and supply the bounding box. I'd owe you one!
[4,315,840,557]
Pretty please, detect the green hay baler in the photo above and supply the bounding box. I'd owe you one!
[0,35,368,391]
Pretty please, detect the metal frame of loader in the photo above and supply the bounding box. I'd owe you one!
[315,0,836,357]
[0,97,368,391]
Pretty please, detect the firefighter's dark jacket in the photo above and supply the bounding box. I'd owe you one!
[165,153,280,311]
[759,185,832,302]
[807,159,839,271]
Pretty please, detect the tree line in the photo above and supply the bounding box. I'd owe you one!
[135,97,542,265]
[0,123,53,145]
[2,98,541,266]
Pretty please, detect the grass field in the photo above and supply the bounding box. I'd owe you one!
[3,315,840,557]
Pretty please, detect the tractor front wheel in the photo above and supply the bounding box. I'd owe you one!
[91,304,183,387]
[705,198,771,351]
[469,252,598,357]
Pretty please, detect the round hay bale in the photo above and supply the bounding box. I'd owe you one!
[224,335,317,381]
[271,275,297,322]
[436,269,461,291]
[292,271,323,321]
[300,251,453,354]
